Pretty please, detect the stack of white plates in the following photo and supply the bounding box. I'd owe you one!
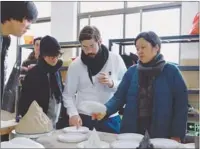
[117,133,144,142]
[57,133,87,143]
[12,130,52,140]
[76,140,110,148]
[111,140,140,148]
[63,126,89,134]
[57,126,90,143]
[1,137,44,148]
[150,138,182,148]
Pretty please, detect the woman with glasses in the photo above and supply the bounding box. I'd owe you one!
[17,35,64,128]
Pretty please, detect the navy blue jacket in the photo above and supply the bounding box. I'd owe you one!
[106,63,188,140]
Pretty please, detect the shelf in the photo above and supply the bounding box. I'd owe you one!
[19,41,81,49]
[60,66,68,71]
[109,34,199,46]
[179,66,199,71]
[188,89,199,94]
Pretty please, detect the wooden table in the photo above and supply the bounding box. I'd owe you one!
[36,129,117,148]
[0,120,18,135]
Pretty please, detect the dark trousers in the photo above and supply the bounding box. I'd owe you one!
[137,116,152,135]
[56,104,69,129]
[1,134,9,141]
[79,114,121,134]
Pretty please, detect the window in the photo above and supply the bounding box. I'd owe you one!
[21,22,51,44]
[80,18,90,31]
[142,8,180,64]
[127,2,172,8]
[5,35,17,84]
[142,8,180,36]
[34,2,51,18]
[80,2,124,13]
[79,15,123,49]
[125,13,141,38]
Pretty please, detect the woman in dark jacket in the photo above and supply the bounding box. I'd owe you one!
[18,35,67,128]
[94,31,188,143]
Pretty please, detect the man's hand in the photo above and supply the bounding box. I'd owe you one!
[21,66,29,72]
[92,112,106,121]
[69,115,82,128]
[28,64,36,70]
[171,137,181,143]
[98,72,114,88]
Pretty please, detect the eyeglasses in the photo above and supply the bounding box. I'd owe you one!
[48,53,62,59]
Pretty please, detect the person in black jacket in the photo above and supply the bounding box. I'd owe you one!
[1,1,38,103]
[21,37,42,75]
[0,1,38,142]
[20,37,42,86]
[17,35,66,128]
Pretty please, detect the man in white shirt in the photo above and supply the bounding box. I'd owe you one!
[62,25,127,133]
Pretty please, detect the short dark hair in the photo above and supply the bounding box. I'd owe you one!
[40,35,62,57]
[1,1,38,23]
[33,37,42,45]
[79,25,101,42]
[135,31,161,53]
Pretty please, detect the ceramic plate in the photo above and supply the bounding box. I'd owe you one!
[57,133,87,143]
[78,101,106,115]
[117,133,143,141]
[1,137,44,148]
[150,138,181,148]
[1,142,30,148]
[77,140,110,148]
[10,137,44,148]
[111,140,139,148]
[12,130,52,139]
[63,126,89,134]
[182,143,195,148]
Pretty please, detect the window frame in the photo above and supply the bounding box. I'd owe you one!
[77,2,181,63]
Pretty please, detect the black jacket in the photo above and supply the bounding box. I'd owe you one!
[17,59,64,117]
[21,52,38,75]
[0,36,18,113]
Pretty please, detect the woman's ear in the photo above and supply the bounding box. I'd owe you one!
[154,44,160,53]
[98,39,102,46]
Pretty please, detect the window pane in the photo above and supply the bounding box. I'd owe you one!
[5,35,17,84]
[80,2,124,13]
[161,43,179,64]
[125,13,141,38]
[125,45,137,56]
[127,2,172,8]
[21,22,51,44]
[80,18,89,31]
[34,2,51,18]
[80,15,123,50]
[142,8,180,64]
[142,8,180,36]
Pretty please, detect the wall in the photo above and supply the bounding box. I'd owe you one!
[180,1,199,110]
[51,2,77,60]
[180,1,199,65]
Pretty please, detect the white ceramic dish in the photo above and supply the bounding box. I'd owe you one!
[63,126,89,134]
[57,133,87,143]
[12,130,53,139]
[78,101,106,115]
[150,138,181,148]
[117,133,144,141]
[111,140,140,148]
[1,137,44,148]
[181,143,195,148]
[77,140,110,148]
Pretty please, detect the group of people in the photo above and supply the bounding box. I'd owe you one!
[1,1,188,143]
